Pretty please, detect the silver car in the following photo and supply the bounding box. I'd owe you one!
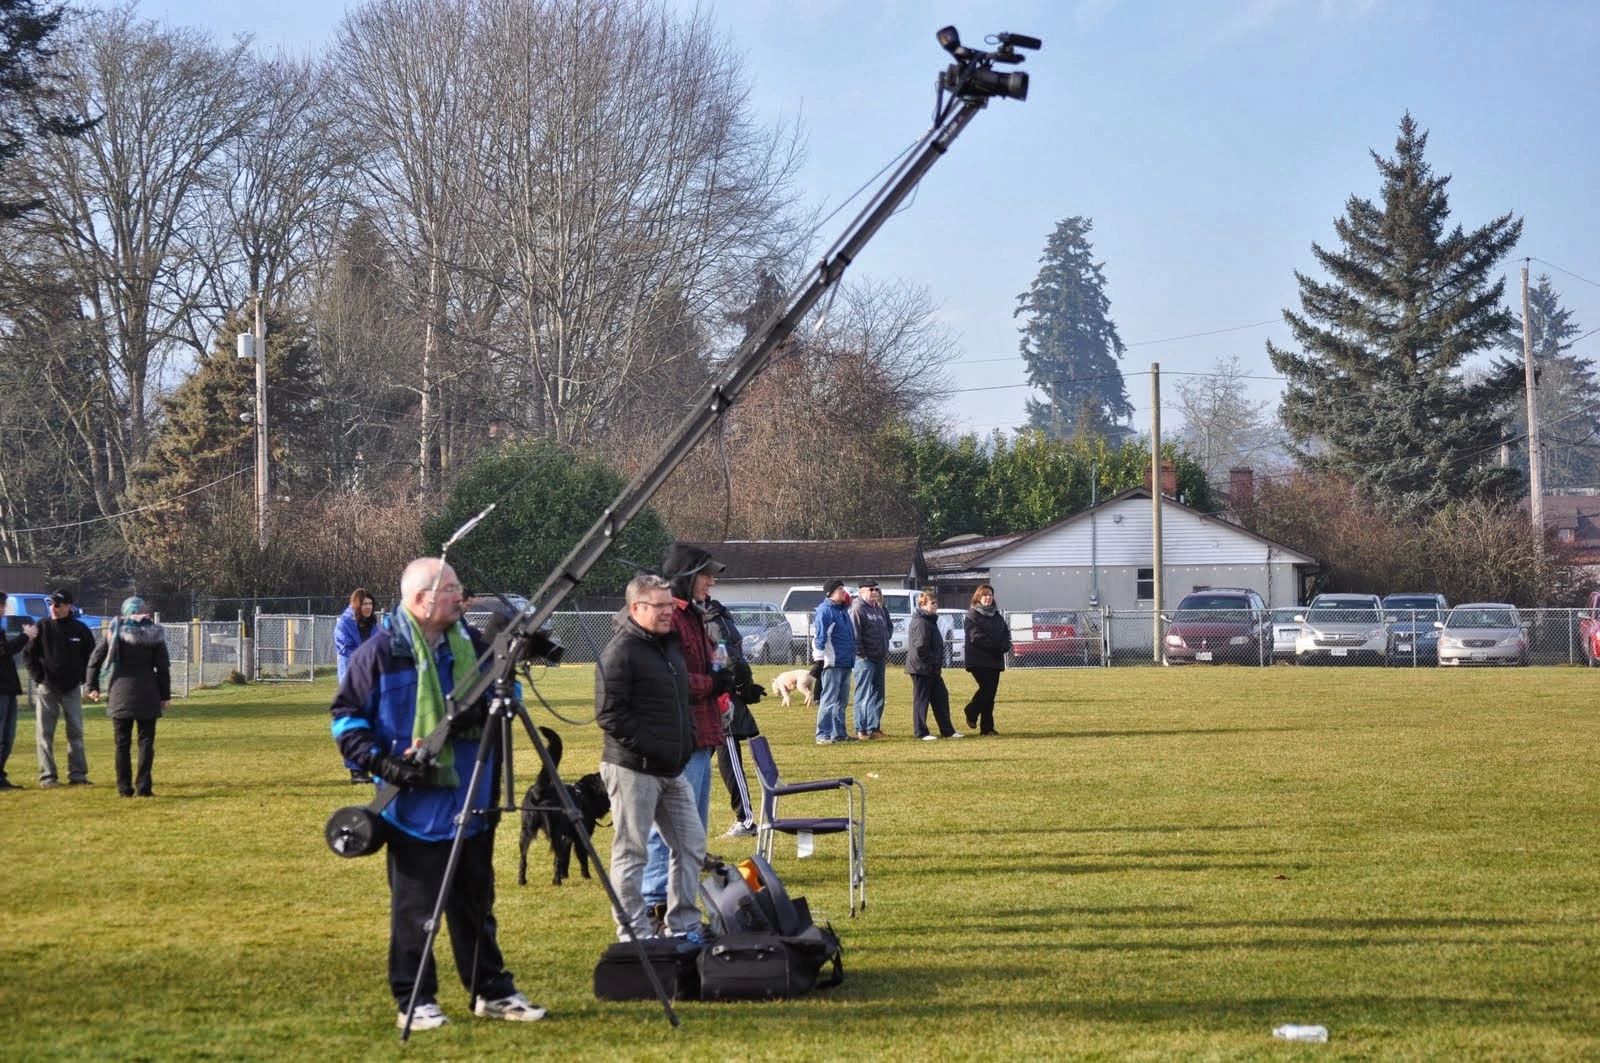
[1270,606,1302,660]
[1294,593,1387,665]
[724,601,793,665]
[1436,603,1527,666]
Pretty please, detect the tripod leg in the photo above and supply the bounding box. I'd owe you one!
[513,702,680,1027]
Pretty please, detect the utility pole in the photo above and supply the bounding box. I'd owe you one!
[237,294,269,550]
[1522,261,1544,556]
[1151,362,1163,663]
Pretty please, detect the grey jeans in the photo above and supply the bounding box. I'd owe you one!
[599,761,706,940]
[35,685,88,784]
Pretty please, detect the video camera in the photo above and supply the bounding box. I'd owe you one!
[936,27,1041,101]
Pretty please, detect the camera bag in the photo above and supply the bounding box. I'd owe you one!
[593,937,702,1002]
[695,855,844,1001]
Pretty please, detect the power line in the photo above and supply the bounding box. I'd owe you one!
[3,467,251,535]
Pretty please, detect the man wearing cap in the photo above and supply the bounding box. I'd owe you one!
[23,590,96,787]
[848,580,891,740]
[812,579,856,744]
[0,595,30,790]
[638,543,734,932]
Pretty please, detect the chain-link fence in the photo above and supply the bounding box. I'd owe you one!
[254,614,317,682]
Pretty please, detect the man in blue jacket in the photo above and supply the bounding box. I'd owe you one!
[812,579,856,744]
[331,557,544,1032]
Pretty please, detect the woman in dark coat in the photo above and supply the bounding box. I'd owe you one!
[86,596,171,798]
[334,588,380,783]
[960,584,1012,736]
[906,590,961,741]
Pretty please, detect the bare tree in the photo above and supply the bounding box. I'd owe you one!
[1173,354,1284,487]
[6,7,259,504]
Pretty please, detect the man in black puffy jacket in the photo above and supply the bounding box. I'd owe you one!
[595,572,704,941]
[23,590,95,787]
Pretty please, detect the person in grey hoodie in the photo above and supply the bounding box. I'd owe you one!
[86,596,170,798]
[848,580,891,739]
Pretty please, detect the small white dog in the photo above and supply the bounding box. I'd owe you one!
[770,668,816,708]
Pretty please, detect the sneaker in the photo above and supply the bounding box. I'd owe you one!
[815,737,833,745]
[855,731,873,741]
[350,769,373,785]
[870,729,888,739]
[474,991,547,1022]
[38,779,59,789]
[0,779,20,790]
[398,1002,448,1031]
[722,820,758,838]
[921,734,938,742]
[68,779,94,786]
[946,731,965,739]
[646,902,667,935]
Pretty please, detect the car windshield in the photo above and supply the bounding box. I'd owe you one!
[729,609,774,629]
[1033,610,1079,627]
[1306,604,1380,624]
[782,590,825,612]
[1384,597,1440,615]
[1446,608,1517,629]
[1271,607,1301,622]
[1174,596,1251,620]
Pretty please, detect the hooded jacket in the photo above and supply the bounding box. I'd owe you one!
[813,597,856,669]
[904,610,945,677]
[334,604,379,682]
[663,543,725,750]
[86,620,171,719]
[849,596,891,661]
[595,611,694,776]
[964,604,1012,672]
[24,613,95,693]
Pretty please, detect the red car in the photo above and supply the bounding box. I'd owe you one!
[1010,609,1101,666]
[1162,589,1270,666]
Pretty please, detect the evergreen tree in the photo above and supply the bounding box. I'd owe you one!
[1014,217,1132,442]
[0,0,96,220]
[1270,114,1524,515]
[1498,275,1600,488]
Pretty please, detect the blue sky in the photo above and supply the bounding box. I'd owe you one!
[122,0,1600,439]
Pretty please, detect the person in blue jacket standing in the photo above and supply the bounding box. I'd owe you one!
[812,579,856,745]
[334,588,380,783]
[330,558,545,1032]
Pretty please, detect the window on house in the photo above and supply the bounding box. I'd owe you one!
[1136,568,1154,601]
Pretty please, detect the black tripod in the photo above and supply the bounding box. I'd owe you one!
[399,668,678,1040]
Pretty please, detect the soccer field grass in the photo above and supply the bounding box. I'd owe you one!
[3,666,1597,1060]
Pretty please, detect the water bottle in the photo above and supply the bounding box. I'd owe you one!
[1272,1025,1328,1043]
[711,641,730,672]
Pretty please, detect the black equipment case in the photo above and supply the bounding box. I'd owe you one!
[593,938,701,1002]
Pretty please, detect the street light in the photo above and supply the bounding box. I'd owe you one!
[235,297,268,549]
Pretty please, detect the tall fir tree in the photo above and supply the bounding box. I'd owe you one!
[1498,275,1600,488]
[1014,217,1132,442]
[1270,114,1524,515]
[0,0,96,220]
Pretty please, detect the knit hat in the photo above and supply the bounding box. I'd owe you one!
[120,596,148,618]
[823,578,846,596]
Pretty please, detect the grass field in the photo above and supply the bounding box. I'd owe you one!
[3,665,1597,1061]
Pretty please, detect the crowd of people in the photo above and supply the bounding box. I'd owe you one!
[0,589,172,797]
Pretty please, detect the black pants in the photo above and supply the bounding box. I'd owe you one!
[910,674,956,738]
[112,717,157,796]
[717,733,755,822]
[386,828,515,1010]
[962,668,1003,733]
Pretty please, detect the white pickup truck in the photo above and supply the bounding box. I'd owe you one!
[780,585,914,663]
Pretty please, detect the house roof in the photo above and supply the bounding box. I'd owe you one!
[924,533,1025,575]
[680,538,926,583]
[970,486,1319,567]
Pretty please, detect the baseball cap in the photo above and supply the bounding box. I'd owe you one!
[49,589,74,605]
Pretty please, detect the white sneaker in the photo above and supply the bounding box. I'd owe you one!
[474,991,547,1022]
[921,734,938,741]
[947,731,965,739]
[721,820,758,838]
[399,1002,448,1031]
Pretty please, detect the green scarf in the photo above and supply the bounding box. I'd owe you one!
[400,607,480,786]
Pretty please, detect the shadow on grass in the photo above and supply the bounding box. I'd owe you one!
[1063,727,1306,739]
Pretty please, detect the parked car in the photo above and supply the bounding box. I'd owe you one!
[1381,592,1449,666]
[1161,589,1269,665]
[936,608,967,667]
[3,592,108,632]
[1437,603,1527,666]
[723,601,793,665]
[1578,591,1600,666]
[1269,606,1303,661]
[1294,593,1387,665]
[779,584,915,663]
[1011,609,1102,666]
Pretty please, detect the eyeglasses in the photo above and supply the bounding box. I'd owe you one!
[428,583,464,595]
[634,600,675,612]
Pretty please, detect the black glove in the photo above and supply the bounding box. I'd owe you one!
[711,668,735,697]
[372,752,429,788]
[737,680,765,705]
[449,699,489,734]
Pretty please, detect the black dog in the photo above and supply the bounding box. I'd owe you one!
[518,727,611,886]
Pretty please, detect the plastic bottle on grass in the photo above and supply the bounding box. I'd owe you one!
[1272,1024,1328,1043]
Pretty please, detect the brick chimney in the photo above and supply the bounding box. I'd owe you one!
[1144,460,1178,496]
[1229,466,1255,510]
